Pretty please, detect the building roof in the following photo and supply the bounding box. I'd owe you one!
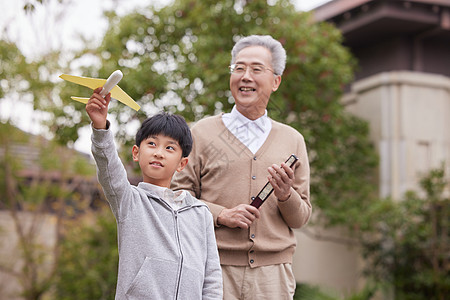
[0,123,106,212]
[313,0,450,79]
[314,0,450,46]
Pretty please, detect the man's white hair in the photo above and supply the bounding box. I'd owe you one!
[231,35,287,75]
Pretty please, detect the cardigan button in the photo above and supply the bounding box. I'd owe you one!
[252,176,256,180]
[251,234,255,239]
[250,259,254,264]
[253,156,257,160]
[251,196,255,200]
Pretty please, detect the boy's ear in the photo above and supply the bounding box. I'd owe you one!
[132,145,139,161]
[176,157,188,172]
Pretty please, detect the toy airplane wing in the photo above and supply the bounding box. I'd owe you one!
[110,85,140,111]
[59,71,140,111]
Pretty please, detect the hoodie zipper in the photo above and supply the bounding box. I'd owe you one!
[173,210,183,299]
[146,193,204,299]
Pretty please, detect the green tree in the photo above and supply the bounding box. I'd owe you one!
[0,37,63,140]
[294,282,376,300]
[0,40,29,99]
[54,208,118,300]
[360,165,449,300]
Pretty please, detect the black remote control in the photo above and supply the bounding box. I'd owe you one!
[250,154,298,208]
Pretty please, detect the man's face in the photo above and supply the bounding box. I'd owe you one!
[230,45,281,120]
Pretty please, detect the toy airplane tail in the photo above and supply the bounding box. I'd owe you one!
[70,96,90,104]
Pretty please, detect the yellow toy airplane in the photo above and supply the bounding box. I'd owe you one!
[59,70,140,111]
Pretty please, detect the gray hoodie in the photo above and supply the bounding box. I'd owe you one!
[91,126,223,300]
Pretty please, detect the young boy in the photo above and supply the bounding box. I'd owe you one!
[86,88,223,299]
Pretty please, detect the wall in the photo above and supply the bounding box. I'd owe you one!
[293,225,363,296]
[343,71,450,199]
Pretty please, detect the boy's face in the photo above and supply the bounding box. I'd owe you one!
[132,134,188,188]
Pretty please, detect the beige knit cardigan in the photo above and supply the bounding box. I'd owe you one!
[172,114,311,268]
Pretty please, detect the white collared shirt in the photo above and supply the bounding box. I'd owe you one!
[222,106,272,154]
[147,183,186,210]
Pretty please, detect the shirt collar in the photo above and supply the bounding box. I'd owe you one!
[145,183,166,199]
[230,106,270,132]
[144,183,184,203]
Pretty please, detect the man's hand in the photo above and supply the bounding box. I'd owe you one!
[268,162,295,201]
[86,87,111,129]
[217,204,261,229]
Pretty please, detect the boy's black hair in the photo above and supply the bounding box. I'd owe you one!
[135,112,193,158]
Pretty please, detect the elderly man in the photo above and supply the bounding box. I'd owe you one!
[172,35,311,299]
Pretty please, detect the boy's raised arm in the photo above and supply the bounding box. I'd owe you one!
[86,87,133,220]
[86,87,111,129]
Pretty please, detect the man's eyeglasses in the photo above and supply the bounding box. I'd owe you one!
[229,64,276,75]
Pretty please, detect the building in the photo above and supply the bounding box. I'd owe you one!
[292,0,450,295]
[315,0,450,198]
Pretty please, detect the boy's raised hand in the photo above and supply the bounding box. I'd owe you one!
[86,87,111,129]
